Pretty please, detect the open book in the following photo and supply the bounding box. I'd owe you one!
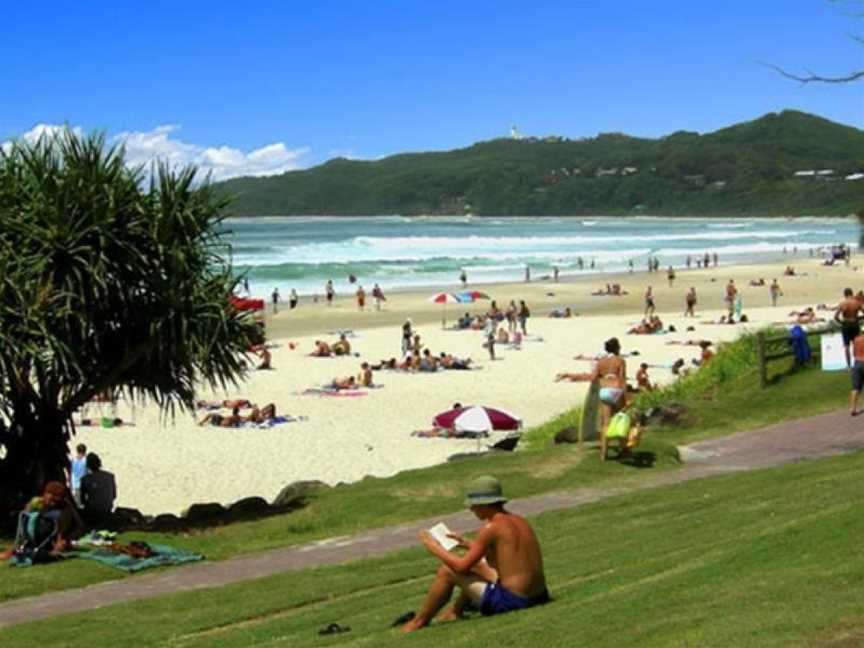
[428,523,459,551]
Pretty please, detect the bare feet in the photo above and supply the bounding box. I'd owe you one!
[436,608,464,623]
[400,617,428,633]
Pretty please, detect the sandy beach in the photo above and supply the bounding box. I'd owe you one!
[76,257,859,514]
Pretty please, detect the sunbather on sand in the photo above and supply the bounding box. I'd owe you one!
[371,358,398,370]
[548,306,574,318]
[250,344,272,369]
[245,403,277,423]
[628,316,664,335]
[439,352,472,370]
[311,340,332,357]
[198,407,244,427]
[330,375,357,390]
[691,341,715,366]
[666,339,713,346]
[419,349,439,372]
[196,398,254,410]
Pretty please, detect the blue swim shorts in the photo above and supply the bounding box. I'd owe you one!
[480,582,550,616]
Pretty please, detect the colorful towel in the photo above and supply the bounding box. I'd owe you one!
[78,543,203,572]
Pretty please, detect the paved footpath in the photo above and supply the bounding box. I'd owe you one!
[2,409,863,629]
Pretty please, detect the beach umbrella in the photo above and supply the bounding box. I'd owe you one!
[433,405,522,432]
[458,290,490,301]
[429,292,460,327]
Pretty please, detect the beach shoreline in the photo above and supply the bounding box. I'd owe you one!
[77,257,857,515]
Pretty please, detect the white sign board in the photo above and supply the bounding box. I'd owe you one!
[821,333,847,371]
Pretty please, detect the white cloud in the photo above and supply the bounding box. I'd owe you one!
[2,123,309,181]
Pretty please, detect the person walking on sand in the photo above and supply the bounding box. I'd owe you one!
[401,319,413,356]
[644,286,655,318]
[835,288,864,368]
[667,266,676,288]
[686,254,692,269]
[356,285,366,311]
[684,287,697,317]
[401,476,549,633]
[553,265,559,282]
[769,279,781,307]
[524,265,531,283]
[724,280,737,319]
[271,287,280,314]
[325,280,335,306]
[460,269,467,288]
[518,300,530,335]
[289,288,299,310]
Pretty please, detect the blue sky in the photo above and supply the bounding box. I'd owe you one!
[2,0,862,177]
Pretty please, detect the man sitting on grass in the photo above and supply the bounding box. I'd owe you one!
[402,476,549,633]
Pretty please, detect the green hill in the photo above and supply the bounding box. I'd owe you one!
[217,110,864,217]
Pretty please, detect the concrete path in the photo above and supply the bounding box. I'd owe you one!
[2,408,862,629]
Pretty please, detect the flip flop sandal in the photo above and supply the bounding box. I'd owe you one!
[318,622,351,636]
[390,611,415,627]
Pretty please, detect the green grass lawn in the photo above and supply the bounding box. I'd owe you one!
[1,337,851,603]
[4,448,864,647]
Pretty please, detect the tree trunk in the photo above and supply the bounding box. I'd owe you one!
[0,411,71,529]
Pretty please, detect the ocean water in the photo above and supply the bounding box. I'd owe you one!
[224,216,859,298]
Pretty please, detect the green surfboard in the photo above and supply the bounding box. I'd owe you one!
[579,379,601,443]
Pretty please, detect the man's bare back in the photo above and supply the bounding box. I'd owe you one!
[480,511,547,598]
[836,297,862,323]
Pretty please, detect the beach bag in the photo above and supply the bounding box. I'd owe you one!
[9,510,60,566]
[605,412,631,440]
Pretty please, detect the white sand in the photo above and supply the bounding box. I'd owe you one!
[75,300,821,515]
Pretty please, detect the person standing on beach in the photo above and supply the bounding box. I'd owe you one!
[628,259,634,274]
[835,288,864,368]
[713,253,718,267]
[506,301,518,334]
[271,287,280,314]
[703,252,710,268]
[325,280,335,306]
[68,443,88,507]
[724,280,737,319]
[356,285,366,311]
[667,266,676,288]
[553,265,559,282]
[518,300,530,335]
[401,319,413,356]
[289,288,299,310]
[524,265,531,283]
[684,287,697,317]
[644,286,655,318]
[686,255,691,269]
[849,332,864,416]
[460,270,467,287]
[372,284,385,310]
[577,257,584,270]
[769,279,781,307]
[242,277,250,295]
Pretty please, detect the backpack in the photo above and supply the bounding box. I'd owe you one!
[9,510,60,567]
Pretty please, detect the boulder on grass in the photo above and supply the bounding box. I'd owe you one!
[227,496,271,515]
[182,502,226,522]
[272,480,329,509]
[554,427,579,444]
[112,507,145,526]
[150,513,181,530]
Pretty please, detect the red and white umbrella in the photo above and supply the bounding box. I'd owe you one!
[433,405,522,433]
[428,292,460,304]
[429,292,460,327]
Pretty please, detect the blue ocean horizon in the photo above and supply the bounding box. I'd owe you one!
[225,215,859,299]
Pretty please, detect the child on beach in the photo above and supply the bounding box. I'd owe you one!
[635,363,653,391]
[69,444,88,507]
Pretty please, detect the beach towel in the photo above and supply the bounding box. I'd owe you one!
[251,415,308,428]
[77,543,203,572]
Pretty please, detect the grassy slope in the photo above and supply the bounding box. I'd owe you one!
[3,449,863,647]
[1,336,851,603]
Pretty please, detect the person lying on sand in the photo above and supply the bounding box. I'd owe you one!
[372,358,398,371]
[749,278,766,287]
[332,334,352,356]
[245,403,277,424]
[401,476,549,633]
[548,306,574,318]
[330,375,357,390]
[666,339,713,346]
[690,341,715,366]
[198,407,244,427]
[628,316,664,335]
[196,398,254,410]
[780,308,824,325]
[439,352,472,370]
[420,349,439,372]
[311,340,332,357]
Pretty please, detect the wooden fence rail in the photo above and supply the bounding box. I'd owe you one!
[755,325,834,388]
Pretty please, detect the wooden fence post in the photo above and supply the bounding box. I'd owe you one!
[756,332,767,388]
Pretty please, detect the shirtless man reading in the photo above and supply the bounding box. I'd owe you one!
[402,476,549,633]
[834,288,863,368]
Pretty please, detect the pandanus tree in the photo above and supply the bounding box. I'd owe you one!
[0,130,256,521]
